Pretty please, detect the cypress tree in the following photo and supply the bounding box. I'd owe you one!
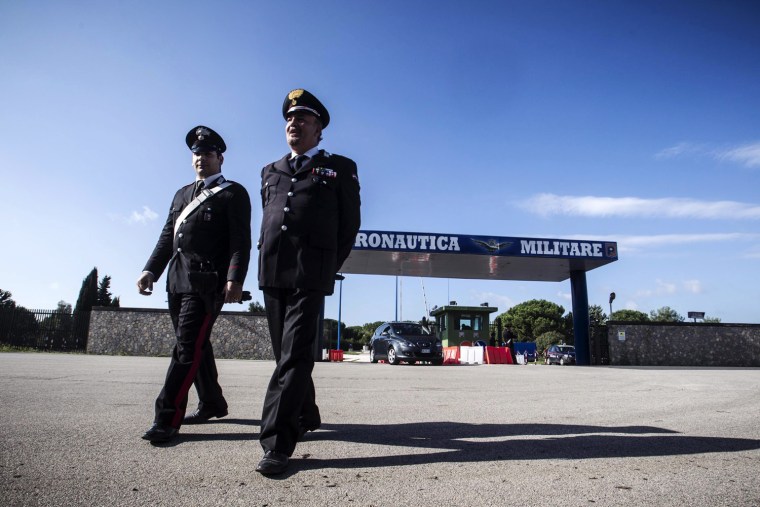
[74,267,98,313]
[73,267,98,347]
[96,275,113,306]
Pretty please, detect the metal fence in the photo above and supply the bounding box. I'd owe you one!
[590,324,610,365]
[0,307,90,351]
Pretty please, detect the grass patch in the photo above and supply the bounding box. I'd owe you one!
[0,344,41,353]
[0,344,86,354]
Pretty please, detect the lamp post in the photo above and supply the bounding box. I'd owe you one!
[395,276,398,321]
[609,292,616,318]
[336,274,345,351]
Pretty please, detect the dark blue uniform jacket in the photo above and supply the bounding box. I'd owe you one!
[144,177,252,294]
[257,150,361,295]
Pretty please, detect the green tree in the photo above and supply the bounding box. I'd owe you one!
[588,304,607,326]
[74,268,98,314]
[96,275,113,306]
[347,321,385,348]
[559,313,574,343]
[497,299,566,342]
[703,316,721,323]
[0,291,40,348]
[340,326,360,349]
[649,306,685,322]
[95,275,120,307]
[564,305,608,338]
[322,318,350,350]
[535,330,566,356]
[56,300,73,314]
[0,289,16,309]
[73,267,98,346]
[347,325,370,346]
[248,300,265,312]
[610,309,650,322]
[0,306,39,348]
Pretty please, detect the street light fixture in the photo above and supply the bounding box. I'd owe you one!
[688,311,705,323]
[609,292,616,318]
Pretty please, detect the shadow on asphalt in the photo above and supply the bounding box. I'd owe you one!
[292,421,760,471]
[150,419,760,475]
[149,418,261,447]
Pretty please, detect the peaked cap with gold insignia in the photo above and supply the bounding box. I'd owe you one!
[282,89,330,128]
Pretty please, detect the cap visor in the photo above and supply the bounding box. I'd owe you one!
[286,106,320,118]
[191,144,218,153]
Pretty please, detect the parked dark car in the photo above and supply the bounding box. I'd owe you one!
[545,344,576,365]
[369,322,443,365]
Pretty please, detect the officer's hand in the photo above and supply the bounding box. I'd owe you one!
[223,281,243,304]
[137,272,154,295]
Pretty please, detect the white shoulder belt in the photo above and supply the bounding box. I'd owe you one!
[173,182,233,237]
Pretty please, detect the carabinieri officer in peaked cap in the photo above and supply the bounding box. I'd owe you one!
[137,125,252,443]
[255,89,361,474]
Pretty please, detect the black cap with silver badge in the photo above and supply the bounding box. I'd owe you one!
[185,125,226,154]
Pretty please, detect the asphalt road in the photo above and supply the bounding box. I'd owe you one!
[1,352,759,507]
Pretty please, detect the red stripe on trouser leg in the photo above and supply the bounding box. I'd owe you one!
[170,312,213,428]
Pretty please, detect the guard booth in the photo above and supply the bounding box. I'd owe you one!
[431,303,498,347]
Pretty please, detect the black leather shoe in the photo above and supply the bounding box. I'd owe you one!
[183,408,229,425]
[141,423,178,443]
[255,450,289,475]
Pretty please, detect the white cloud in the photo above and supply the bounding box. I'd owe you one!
[49,282,60,290]
[657,279,677,295]
[128,206,159,224]
[682,280,703,294]
[635,279,677,298]
[655,142,702,160]
[557,290,571,302]
[521,194,760,220]
[560,232,759,255]
[715,142,760,169]
[656,140,760,169]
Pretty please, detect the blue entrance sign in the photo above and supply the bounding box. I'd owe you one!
[344,230,617,283]
[354,230,618,260]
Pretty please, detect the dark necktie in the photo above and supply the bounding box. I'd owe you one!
[293,155,308,172]
[194,180,205,198]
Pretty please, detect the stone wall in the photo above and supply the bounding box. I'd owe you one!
[87,307,273,360]
[607,322,760,367]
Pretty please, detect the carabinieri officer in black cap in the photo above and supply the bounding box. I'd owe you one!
[137,125,252,443]
[255,89,361,474]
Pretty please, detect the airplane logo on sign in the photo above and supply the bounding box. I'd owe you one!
[472,239,513,253]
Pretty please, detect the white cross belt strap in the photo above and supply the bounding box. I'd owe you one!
[173,181,233,237]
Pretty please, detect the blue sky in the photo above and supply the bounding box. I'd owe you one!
[2,0,759,325]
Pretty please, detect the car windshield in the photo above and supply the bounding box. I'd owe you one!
[558,346,575,353]
[392,323,427,335]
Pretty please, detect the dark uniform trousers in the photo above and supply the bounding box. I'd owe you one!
[154,293,227,428]
[259,287,323,456]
